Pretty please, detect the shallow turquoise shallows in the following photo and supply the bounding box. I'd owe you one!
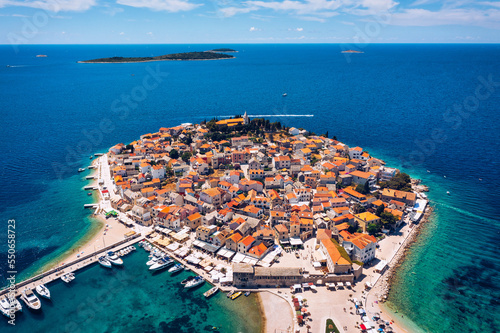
[1,44,499,332]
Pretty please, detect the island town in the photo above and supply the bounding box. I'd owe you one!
[1,113,430,333]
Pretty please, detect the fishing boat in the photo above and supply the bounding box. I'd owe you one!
[282,93,287,97]
[35,284,51,300]
[106,251,123,265]
[61,272,75,283]
[244,291,251,297]
[181,276,195,285]
[447,191,450,195]
[149,258,174,271]
[226,290,234,298]
[99,256,112,268]
[89,155,93,160]
[204,286,219,298]
[230,291,242,300]
[78,168,86,172]
[184,276,204,289]
[21,289,41,310]
[168,263,183,274]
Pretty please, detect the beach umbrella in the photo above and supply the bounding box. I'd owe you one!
[301,308,308,312]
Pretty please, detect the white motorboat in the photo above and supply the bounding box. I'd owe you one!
[35,284,51,300]
[21,289,41,310]
[106,251,123,265]
[0,297,12,318]
[61,272,75,283]
[168,263,183,273]
[204,286,219,298]
[149,258,174,271]
[185,276,204,289]
[9,298,22,313]
[99,256,112,268]
[146,252,165,266]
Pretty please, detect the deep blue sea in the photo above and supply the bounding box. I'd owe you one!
[1,44,500,332]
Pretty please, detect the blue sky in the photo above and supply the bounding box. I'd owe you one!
[1,0,500,43]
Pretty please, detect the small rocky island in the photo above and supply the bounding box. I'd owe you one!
[79,51,235,63]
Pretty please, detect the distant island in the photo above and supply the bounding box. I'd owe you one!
[78,51,235,63]
[341,50,364,54]
[209,48,238,52]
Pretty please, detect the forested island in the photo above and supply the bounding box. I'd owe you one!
[79,51,235,63]
[209,48,237,52]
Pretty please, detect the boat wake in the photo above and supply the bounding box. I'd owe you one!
[217,114,314,118]
[434,202,497,224]
[248,114,314,117]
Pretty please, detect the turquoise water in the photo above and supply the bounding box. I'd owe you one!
[1,44,500,332]
[0,246,262,332]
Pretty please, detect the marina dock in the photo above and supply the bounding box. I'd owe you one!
[83,203,98,208]
[0,234,142,298]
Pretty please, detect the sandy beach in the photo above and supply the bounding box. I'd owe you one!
[35,156,133,274]
[258,291,294,333]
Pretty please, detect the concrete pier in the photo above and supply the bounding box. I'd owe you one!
[0,234,142,298]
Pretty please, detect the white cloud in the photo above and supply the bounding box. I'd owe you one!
[390,8,500,28]
[296,27,303,31]
[119,31,125,35]
[103,7,125,16]
[249,26,261,31]
[219,0,397,21]
[117,0,202,12]
[0,0,96,12]
[478,1,500,8]
[219,6,258,17]
[147,31,154,35]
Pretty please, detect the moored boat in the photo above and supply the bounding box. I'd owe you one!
[106,251,123,265]
[168,263,183,274]
[35,284,51,300]
[99,256,112,268]
[230,291,242,300]
[78,168,86,172]
[244,291,251,297]
[0,297,12,318]
[61,272,75,283]
[149,258,174,271]
[204,286,219,298]
[21,289,41,310]
[226,290,234,298]
[184,276,204,289]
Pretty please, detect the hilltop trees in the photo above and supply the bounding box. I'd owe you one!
[379,172,412,192]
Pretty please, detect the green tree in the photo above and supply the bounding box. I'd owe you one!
[375,204,385,217]
[353,203,366,214]
[165,166,174,177]
[367,223,381,235]
[364,181,370,194]
[181,152,192,163]
[380,211,397,225]
[169,149,179,159]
